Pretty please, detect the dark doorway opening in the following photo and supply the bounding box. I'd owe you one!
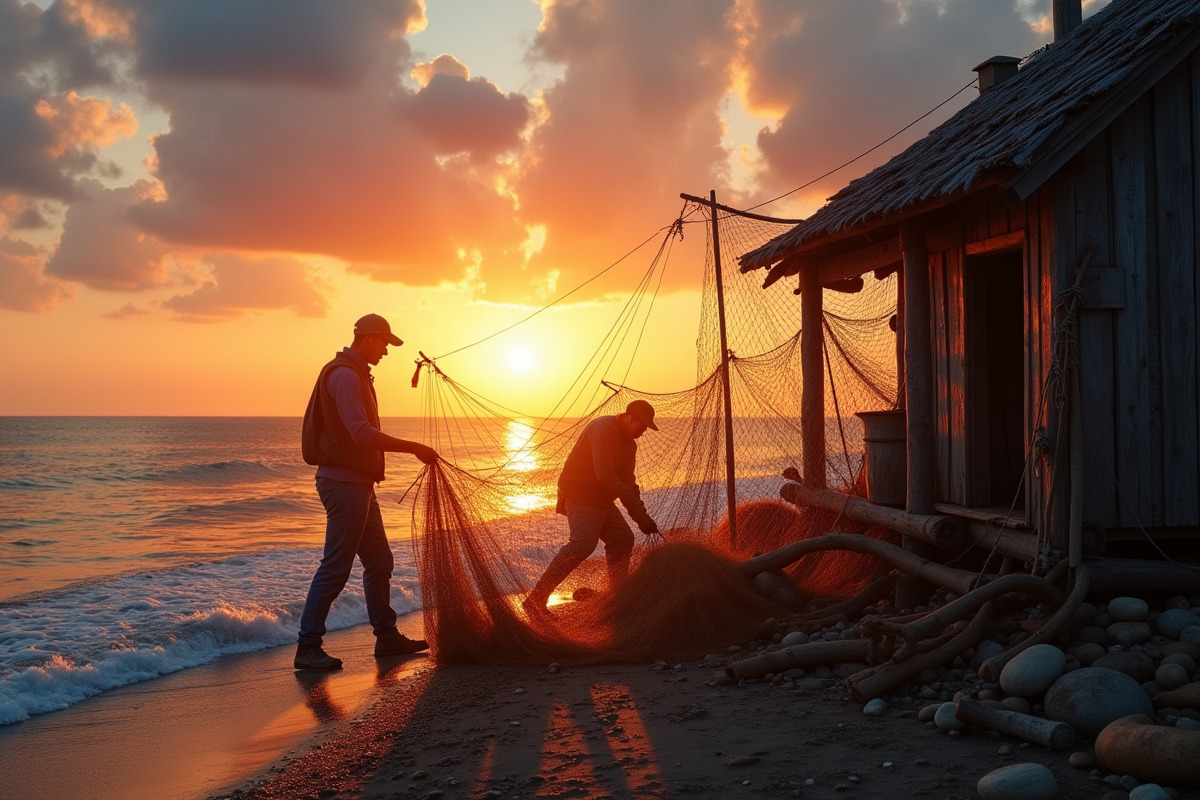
[966,251,1025,511]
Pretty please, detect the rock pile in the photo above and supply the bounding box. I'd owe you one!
[713,589,1200,797]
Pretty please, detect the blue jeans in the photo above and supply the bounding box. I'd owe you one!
[298,477,397,646]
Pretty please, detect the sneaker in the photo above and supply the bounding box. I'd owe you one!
[294,644,342,671]
[374,629,428,657]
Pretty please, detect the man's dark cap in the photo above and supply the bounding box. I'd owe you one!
[354,313,403,346]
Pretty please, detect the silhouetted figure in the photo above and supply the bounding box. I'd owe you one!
[524,400,660,612]
[295,314,437,671]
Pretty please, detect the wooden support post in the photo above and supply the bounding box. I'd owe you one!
[899,221,937,607]
[895,263,906,408]
[801,264,825,488]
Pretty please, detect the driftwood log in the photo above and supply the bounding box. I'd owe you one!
[1094,714,1200,787]
[955,697,1074,750]
[862,572,1063,644]
[846,599,994,703]
[977,561,1083,683]
[779,482,961,549]
[724,639,877,682]
[740,533,990,597]
[783,573,899,628]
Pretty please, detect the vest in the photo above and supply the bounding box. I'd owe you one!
[301,352,385,481]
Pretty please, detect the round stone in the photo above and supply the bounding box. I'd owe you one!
[1073,642,1106,667]
[1092,651,1157,683]
[1108,597,1150,622]
[1156,608,1200,638]
[999,644,1066,698]
[1044,667,1154,739]
[1067,751,1095,769]
[1129,783,1172,800]
[781,630,809,648]
[1078,626,1107,645]
[934,701,966,731]
[1106,621,1153,648]
[1160,651,1197,673]
[1181,625,1200,647]
[970,639,1008,670]
[1000,695,1032,714]
[862,698,887,716]
[1155,662,1190,691]
[977,763,1057,800]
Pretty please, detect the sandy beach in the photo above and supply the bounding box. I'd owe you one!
[205,645,1194,800]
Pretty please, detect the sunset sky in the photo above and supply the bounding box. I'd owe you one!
[0,0,1107,417]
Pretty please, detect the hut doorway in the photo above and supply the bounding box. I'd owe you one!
[965,250,1025,512]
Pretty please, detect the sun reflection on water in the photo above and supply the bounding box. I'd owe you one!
[501,420,554,515]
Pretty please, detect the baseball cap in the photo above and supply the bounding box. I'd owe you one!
[625,399,658,431]
[354,313,403,346]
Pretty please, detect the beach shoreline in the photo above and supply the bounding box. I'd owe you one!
[207,655,1157,800]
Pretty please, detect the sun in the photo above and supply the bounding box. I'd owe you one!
[506,346,536,375]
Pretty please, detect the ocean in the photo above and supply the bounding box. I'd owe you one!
[0,415,806,728]
[0,416,574,727]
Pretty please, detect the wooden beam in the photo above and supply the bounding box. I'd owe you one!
[965,230,1025,257]
[801,266,826,489]
[902,221,934,514]
[779,482,961,549]
[796,236,901,285]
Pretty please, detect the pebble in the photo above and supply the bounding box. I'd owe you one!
[1160,651,1197,672]
[1068,751,1096,769]
[1074,642,1107,666]
[1130,784,1172,800]
[548,662,561,673]
[1108,597,1150,623]
[999,644,1065,697]
[1182,625,1200,647]
[917,703,940,722]
[1154,662,1190,690]
[1044,667,1154,739]
[862,698,887,716]
[1000,696,1032,714]
[976,763,1057,800]
[933,701,966,731]
[1107,621,1153,648]
[1157,608,1200,638]
[781,631,809,647]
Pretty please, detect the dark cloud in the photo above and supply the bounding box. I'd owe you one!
[404,73,532,159]
[740,1,1055,201]
[45,179,170,290]
[0,91,80,199]
[161,254,331,320]
[0,235,73,312]
[11,204,51,230]
[129,0,424,88]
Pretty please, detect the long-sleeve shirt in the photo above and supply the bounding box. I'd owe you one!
[556,415,651,525]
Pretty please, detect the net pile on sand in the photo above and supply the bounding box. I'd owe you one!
[406,200,902,666]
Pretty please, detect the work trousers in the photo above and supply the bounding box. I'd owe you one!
[298,477,397,646]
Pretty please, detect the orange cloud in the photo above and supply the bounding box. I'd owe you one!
[162,254,333,320]
[0,236,74,312]
[34,91,137,157]
[412,53,471,86]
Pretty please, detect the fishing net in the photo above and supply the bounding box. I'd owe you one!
[407,199,900,666]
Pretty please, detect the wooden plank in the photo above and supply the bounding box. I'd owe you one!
[947,247,969,505]
[1024,192,1046,531]
[966,230,1025,257]
[1154,64,1200,526]
[1078,267,1128,309]
[930,251,952,501]
[808,236,901,285]
[961,249,987,506]
[1075,136,1119,528]
[1109,99,1154,527]
[902,221,935,515]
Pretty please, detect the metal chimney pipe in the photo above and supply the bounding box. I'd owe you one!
[1053,0,1083,41]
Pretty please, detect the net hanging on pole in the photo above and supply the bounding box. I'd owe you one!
[406,198,903,666]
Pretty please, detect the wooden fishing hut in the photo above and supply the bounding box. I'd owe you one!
[738,0,1200,595]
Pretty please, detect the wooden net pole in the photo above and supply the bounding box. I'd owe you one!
[709,190,738,548]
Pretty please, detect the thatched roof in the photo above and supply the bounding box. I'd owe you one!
[740,0,1200,272]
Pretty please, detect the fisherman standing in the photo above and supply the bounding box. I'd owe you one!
[523,400,660,611]
[295,313,438,670]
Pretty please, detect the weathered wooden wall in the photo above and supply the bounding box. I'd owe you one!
[924,54,1200,534]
